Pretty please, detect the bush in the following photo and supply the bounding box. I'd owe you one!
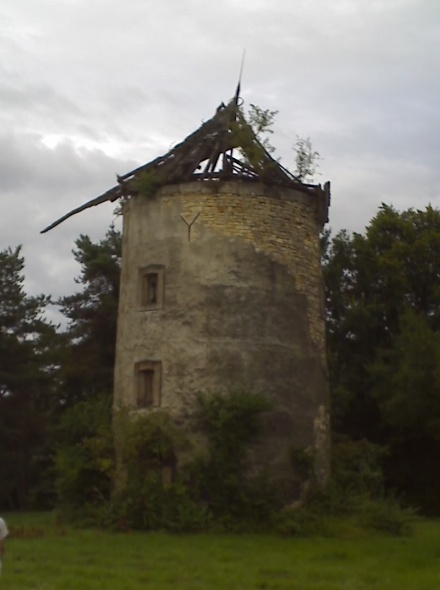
[104,477,209,533]
[274,438,417,537]
[358,496,417,536]
[332,437,386,496]
[192,391,275,528]
[55,390,277,532]
[272,507,324,537]
[54,394,114,522]
[106,392,275,532]
[109,410,207,532]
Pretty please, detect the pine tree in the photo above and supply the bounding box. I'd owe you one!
[0,246,57,508]
[58,226,121,406]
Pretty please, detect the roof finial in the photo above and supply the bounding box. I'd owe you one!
[234,49,246,105]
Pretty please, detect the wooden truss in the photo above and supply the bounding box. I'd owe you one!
[41,97,325,233]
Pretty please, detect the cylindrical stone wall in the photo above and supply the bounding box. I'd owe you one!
[114,181,330,497]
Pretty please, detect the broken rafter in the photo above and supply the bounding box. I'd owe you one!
[40,186,121,234]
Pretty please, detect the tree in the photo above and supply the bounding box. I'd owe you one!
[239,104,322,185]
[0,246,58,508]
[246,103,278,153]
[53,227,121,516]
[54,394,114,518]
[324,204,440,512]
[370,309,440,513]
[293,136,321,182]
[58,226,122,406]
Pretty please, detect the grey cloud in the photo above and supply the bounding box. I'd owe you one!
[0,131,131,311]
[1,0,440,309]
[0,131,137,196]
[1,78,82,120]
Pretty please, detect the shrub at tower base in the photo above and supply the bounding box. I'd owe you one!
[107,390,278,532]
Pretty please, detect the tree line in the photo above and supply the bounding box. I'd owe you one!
[1,204,440,515]
[324,204,440,514]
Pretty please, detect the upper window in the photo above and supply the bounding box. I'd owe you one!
[145,273,158,305]
[139,265,164,310]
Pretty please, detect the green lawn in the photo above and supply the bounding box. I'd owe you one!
[1,513,440,589]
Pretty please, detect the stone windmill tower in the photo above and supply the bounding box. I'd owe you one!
[43,90,331,498]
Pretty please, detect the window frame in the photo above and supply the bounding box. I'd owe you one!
[138,265,165,310]
[135,360,162,408]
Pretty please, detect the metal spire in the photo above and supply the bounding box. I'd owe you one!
[234,49,246,105]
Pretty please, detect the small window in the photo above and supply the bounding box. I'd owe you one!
[139,266,164,309]
[135,360,161,408]
[138,369,154,407]
[146,273,158,305]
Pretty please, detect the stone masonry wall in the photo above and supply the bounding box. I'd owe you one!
[114,181,330,493]
[171,182,326,354]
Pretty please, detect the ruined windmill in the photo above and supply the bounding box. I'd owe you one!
[42,87,331,498]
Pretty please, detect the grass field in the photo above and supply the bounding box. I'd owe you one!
[1,513,439,589]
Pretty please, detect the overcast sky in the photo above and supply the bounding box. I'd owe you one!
[2,0,440,322]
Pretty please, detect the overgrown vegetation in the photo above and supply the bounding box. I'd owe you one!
[133,169,163,199]
[231,111,270,173]
[238,104,321,182]
[246,103,278,154]
[52,389,414,537]
[189,391,274,527]
[100,391,274,532]
[106,409,204,532]
[274,437,416,537]
[293,135,321,181]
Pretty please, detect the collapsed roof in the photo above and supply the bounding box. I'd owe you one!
[41,95,328,233]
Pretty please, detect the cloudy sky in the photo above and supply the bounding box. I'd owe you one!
[2,0,440,321]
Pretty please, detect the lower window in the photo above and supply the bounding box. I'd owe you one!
[135,360,162,408]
